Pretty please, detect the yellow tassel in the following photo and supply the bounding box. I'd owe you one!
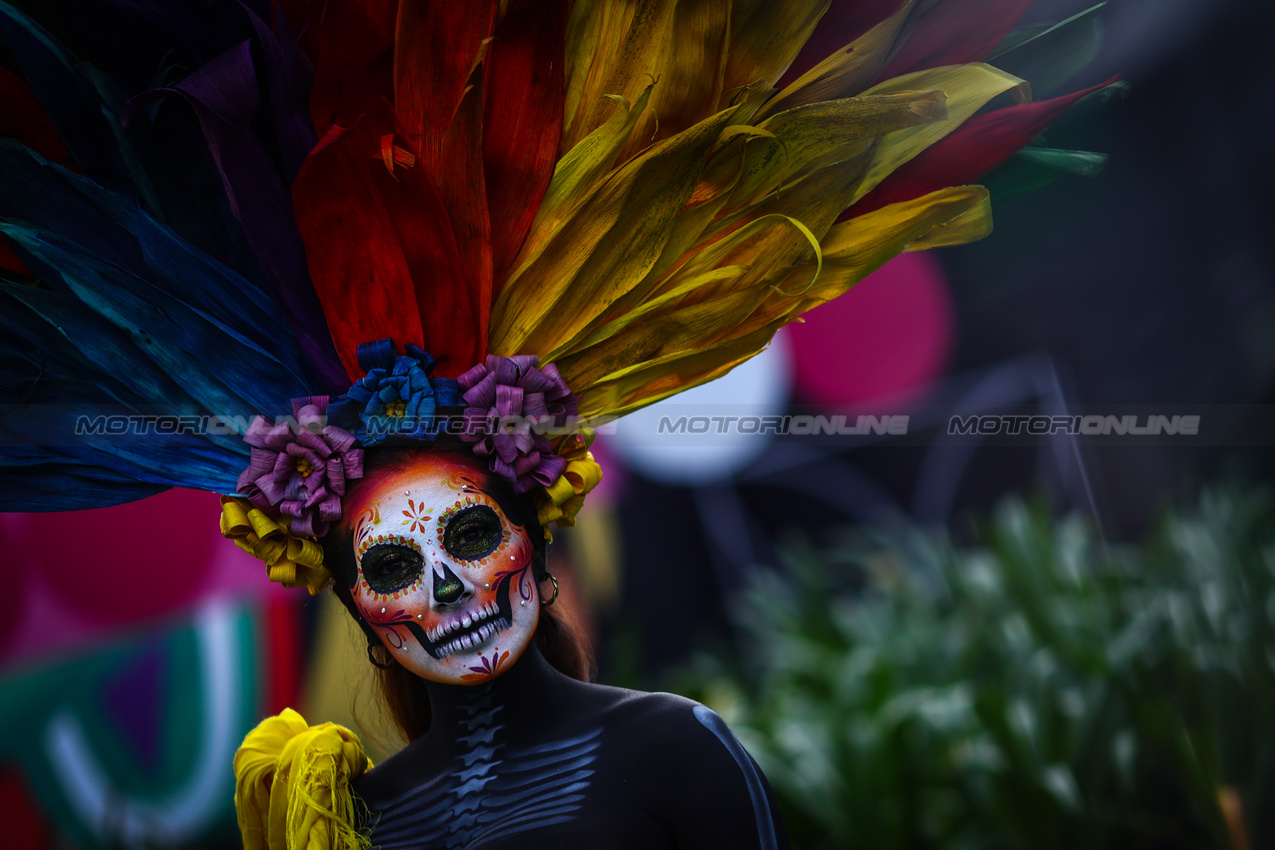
[234,709,374,850]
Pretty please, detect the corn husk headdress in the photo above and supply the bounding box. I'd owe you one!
[0,0,1113,591]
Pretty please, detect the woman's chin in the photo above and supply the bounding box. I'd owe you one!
[401,615,537,685]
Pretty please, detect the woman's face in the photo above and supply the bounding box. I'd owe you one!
[341,451,540,685]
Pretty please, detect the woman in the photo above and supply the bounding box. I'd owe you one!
[318,443,786,849]
[228,340,784,847]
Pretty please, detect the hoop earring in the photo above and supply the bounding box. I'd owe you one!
[366,638,394,670]
[540,572,560,606]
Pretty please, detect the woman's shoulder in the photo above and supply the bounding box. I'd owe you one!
[573,683,788,848]
[569,678,702,718]
[570,681,742,758]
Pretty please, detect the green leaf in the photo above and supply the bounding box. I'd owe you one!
[983,146,1109,205]
[991,4,1107,97]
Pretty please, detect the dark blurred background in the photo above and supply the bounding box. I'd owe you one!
[598,0,1275,678]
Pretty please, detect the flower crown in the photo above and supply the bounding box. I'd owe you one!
[221,339,602,594]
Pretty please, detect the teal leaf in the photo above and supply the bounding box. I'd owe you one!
[982,146,1109,205]
[992,4,1106,96]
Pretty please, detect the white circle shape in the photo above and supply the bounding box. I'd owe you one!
[605,328,793,485]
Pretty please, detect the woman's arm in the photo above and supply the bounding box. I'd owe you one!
[630,694,789,850]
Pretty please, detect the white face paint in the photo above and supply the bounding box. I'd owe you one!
[341,451,540,685]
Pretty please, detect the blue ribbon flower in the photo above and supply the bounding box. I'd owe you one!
[329,339,460,445]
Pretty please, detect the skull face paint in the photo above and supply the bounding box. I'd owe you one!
[341,451,540,685]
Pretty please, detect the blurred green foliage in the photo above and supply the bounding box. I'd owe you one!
[668,489,1274,850]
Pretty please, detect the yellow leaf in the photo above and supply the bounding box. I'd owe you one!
[553,152,973,415]
[577,123,764,329]
[563,265,749,376]
[577,323,781,418]
[490,107,739,359]
[694,146,876,287]
[904,191,993,250]
[851,63,1029,204]
[719,0,831,109]
[784,185,992,313]
[520,84,654,263]
[692,124,779,208]
[591,188,739,335]
[562,0,732,160]
[714,90,947,210]
[563,1,636,146]
[558,215,818,387]
[757,90,947,189]
[687,185,991,343]
[558,280,772,390]
[622,0,732,163]
[666,210,826,303]
[756,0,919,119]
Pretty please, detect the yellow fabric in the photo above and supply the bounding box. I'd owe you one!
[234,708,374,850]
[220,497,331,595]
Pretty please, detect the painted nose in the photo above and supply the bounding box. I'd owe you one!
[432,562,467,606]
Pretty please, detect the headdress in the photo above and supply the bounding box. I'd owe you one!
[0,1,1114,593]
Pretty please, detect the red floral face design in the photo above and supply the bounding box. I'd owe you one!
[341,452,539,685]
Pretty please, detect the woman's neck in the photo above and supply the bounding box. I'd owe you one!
[418,643,571,752]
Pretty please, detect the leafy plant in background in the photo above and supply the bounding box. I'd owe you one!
[668,489,1274,850]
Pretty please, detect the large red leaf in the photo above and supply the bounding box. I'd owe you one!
[435,78,492,368]
[880,0,1034,81]
[307,0,396,135]
[845,77,1117,218]
[292,109,423,380]
[367,139,475,377]
[393,0,496,170]
[484,0,567,287]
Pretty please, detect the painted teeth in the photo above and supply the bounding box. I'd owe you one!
[427,602,502,646]
[434,617,510,659]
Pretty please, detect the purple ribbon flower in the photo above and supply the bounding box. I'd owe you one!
[457,355,579,493]
[236,396,364,536]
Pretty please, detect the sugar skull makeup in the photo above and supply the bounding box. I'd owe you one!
[340,450,540,685]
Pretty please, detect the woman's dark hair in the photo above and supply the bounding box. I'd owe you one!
[323,442,595,742]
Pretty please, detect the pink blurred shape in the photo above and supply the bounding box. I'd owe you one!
[788,251,954,409]
[0,488,279,671]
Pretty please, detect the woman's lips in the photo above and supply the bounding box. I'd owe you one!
[425,600,510,658]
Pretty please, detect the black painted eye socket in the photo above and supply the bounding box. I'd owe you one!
[443,505,503,562]
[361,543,424,594]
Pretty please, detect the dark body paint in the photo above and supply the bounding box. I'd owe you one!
[354,647,788,849]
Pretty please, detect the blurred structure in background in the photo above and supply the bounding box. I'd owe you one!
[0,490,302,849]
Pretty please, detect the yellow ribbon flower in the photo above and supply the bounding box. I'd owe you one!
[220,496,331,595]
[534,431,603,537]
